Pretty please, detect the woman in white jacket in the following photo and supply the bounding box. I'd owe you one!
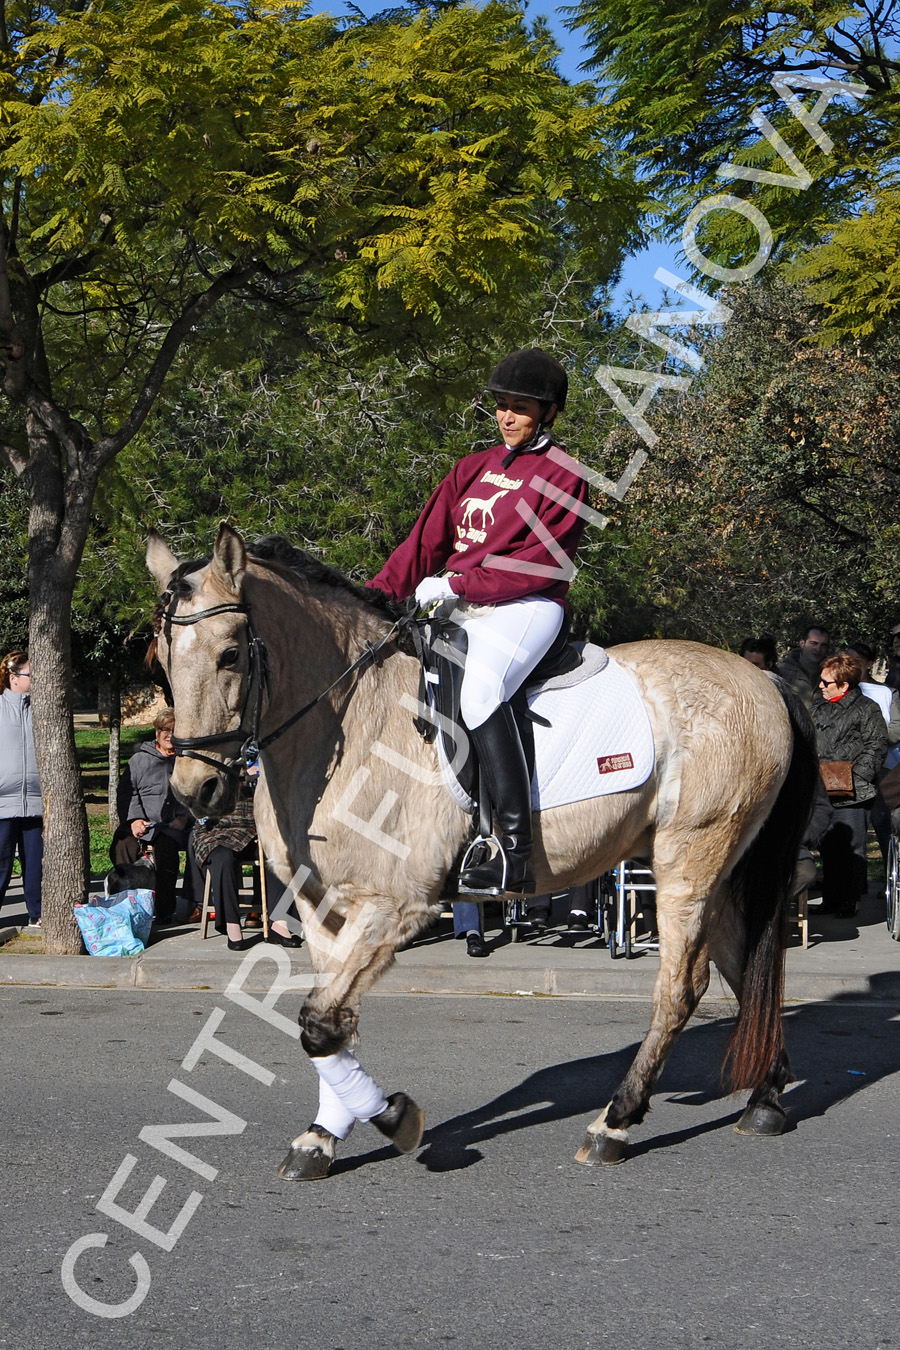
[0,651,43,928]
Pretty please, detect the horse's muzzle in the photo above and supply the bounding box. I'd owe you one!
[172,761,238,820]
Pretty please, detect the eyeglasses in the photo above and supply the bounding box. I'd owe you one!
[11,669,31,679]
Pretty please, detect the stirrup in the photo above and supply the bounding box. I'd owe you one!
[458,833,504,894]
[458,834,534,897]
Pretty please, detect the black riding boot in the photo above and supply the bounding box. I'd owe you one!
[458,703,535,896]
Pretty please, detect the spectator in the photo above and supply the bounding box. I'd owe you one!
[189,786,302,951]
[885,624,900,692]
[777,625,830,708]
[561,881,599,932]
[452,900,489,957]
[810,652,887,917]
[845,642,900,741]
[111,708,194,924]
[0,651,43,932]
[739,637,776,672]
[846,641,900,858]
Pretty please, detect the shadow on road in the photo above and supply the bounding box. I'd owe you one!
[334,988,900,1175]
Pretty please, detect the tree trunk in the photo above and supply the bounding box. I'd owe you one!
[29,559,90,953]
[27,419,95,955]
[108,666,121,832]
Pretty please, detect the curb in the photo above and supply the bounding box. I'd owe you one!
[1,949,899,1002]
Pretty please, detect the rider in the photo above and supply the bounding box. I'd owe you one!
[368,348,590,896]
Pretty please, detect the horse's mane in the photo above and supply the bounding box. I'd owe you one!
[150,535,403,655]
[246,536,403,621]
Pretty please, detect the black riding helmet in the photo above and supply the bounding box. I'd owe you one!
[486,348,568,419]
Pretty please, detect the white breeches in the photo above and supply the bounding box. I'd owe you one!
[312,1050,388,1141]
[458,596,564,730]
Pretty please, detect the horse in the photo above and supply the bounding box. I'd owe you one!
[146,523,817,1179]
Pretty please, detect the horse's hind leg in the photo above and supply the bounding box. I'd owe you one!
[709,898,791,1137]
[575,892,713,1167]
[278,891,425,1181]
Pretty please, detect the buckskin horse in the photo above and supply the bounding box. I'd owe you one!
[147,524,817,1178]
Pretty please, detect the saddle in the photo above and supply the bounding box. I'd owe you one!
[411,613,583,810]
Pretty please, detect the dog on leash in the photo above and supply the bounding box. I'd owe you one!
[105,856,157,896]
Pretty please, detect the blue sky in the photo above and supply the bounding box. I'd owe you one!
[534,5,680,310]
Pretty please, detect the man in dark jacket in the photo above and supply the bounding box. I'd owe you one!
[776,625,830,709]
[112,708,194,923]
[809,652,888,916]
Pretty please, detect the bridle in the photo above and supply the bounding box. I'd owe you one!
[161,593,406,783]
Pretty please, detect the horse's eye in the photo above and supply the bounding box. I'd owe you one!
[218,646,240,670]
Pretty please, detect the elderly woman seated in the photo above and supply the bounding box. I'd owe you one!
[111,708,194,924]
[189,786,302,952]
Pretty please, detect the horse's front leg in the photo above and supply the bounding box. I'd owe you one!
[277,891,425,1181]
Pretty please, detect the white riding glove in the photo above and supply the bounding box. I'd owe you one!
[414,575,456,607]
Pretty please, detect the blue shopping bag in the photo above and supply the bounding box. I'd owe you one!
[74,889,155,956]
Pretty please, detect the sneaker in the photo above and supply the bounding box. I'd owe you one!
[25,919,42,933]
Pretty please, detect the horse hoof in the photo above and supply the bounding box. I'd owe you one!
[734,1102,787,1137]
[574,1130,627,1166]
[277,1125,337,1181]
[277,1144,333,1181]
[372,1092,425,1154]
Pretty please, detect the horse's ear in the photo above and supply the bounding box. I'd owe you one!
[146,531,180,591]
[211,522,247,597]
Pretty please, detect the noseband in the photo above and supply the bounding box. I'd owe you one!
[162,593,404,783]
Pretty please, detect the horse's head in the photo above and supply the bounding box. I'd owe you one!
[147,522,256,819]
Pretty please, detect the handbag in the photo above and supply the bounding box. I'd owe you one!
[819,760,854,800]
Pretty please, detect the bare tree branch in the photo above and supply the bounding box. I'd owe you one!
[93,262,263,467]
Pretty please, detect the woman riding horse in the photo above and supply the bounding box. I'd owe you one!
[368,348,588,897]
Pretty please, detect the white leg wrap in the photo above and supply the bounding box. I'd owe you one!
[311,1050,388,1128]
[313,1080,357,1142]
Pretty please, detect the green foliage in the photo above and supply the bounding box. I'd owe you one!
[790,184,900,340]
[1,0,639,437]
[594,279,900,647]
[0,467,29,653]
[566,0,900,337]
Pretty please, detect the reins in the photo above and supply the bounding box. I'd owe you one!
[162,591,406,783]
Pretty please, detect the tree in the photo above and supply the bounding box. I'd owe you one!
[0,0,638,951]
[566,0,900,335]
[589,279,900,646]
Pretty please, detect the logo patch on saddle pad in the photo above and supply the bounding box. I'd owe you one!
[597,752,635,775]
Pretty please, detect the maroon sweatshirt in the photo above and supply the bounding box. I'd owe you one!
[368,442,590,607]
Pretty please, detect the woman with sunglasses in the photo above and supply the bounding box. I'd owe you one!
[809,651,888,917]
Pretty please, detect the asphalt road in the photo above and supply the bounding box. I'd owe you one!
[2,989,898,1350]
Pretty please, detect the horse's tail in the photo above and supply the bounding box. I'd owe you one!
[724,677,819,1091]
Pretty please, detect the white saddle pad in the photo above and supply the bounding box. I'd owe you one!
[528,648,655,809]
[433,644,654,812]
